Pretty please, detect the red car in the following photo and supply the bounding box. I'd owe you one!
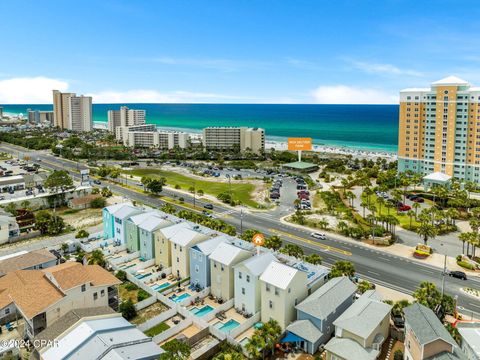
[398,204,411,212]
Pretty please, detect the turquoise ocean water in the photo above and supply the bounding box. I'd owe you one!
[1,104,399,152]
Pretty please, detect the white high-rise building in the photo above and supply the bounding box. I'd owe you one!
[52,90,92,131]
[107,106,146,134]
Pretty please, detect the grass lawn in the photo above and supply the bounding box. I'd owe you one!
[144,322,170,337]
[125,168,259,208]
[366,195,420,230]
[119,281,150,304]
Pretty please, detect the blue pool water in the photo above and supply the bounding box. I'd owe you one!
[135,273,151,279]
[151,282,171,291]
[214,319,240,333]
[170,293,191,303]
[189,305,214,317]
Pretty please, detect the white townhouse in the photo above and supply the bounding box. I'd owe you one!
[234,252,277,316]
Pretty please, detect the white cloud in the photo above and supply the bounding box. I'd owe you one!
[88,89,258,103]
[351,61,423,77]
[311,85,398,104]
[0,77,69,103]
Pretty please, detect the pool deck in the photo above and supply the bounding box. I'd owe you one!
[208,307,248,328]
[157,323,202,346]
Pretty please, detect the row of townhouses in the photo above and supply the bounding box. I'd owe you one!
[103,202,472,360]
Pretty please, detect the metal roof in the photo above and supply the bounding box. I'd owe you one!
[235,252,277,276]
[209,242,252,266]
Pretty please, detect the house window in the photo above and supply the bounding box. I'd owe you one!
[81,284,86,292]
[5,308,10,315]
[266,284,270,292]
[195,265,199,273]
[242,287,245,295]
[214,262,217,268]
[275,288,279,296]
[101,290,105,297]
[174,244,177,249]
[294,298,298,306]
[239,272,242,279]
[269,300,273,309]
[192,252,197,259]
[246,275,250,282]
[180,246,182,252]
[199,254,202,262]
[93,292,98,301]
[176,257,179,263]
[221,265,224,271]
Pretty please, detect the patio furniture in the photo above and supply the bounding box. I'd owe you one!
[5,322,13,331]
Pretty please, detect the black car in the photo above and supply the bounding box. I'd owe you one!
[448,271,467,280]
[93,180,102,185]
[203,203,214,210]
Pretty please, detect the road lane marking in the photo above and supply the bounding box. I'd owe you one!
[468,303,480,309]
[368,270,380,276]
[268,228,352,256]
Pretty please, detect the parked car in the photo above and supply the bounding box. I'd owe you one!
[448,271,467,280]
[412,197,424,203]
[310,232,326,240]
[93,180,102,185]
[397,204,411,212]
[203,203,214,210]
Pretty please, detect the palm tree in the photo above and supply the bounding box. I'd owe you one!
[304,253,322,265]
[317,218,329,230]
[360,200,368,218]
[341,178,350,195]
[445,208,459,226]
[377,197,385,216]
[337,221,349,234]
[417,221,437,245]
[245,334,264,359]
[412,202,421,219]
[387,215,399,236]
[407,210,415,229]
[385,202,394,216]
[363,187,374,206]
[459,232,471,255]
[346,191,355,207]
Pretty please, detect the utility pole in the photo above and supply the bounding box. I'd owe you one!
[240,208,243,235]
[193,181,196,209]
[440,243,447,298]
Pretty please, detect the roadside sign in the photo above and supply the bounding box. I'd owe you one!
[252,233,265,246]
[288,138,312,151]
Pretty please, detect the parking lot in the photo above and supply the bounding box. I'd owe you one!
[0,160,48,202]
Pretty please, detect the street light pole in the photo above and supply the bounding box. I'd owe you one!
[193,181,196,209]
[240,208,243,235]
[440,243,447,299]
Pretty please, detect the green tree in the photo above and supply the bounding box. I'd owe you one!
[212,342,245,360]
[44,170,73,192]
[264,235,282,251]
[115,270,127,282]
[417,221,437,245]
[145,178,165,194]
[119,299,137,320]
[357,280,374,294]
[75,229,89,238]
[60,242,69,254]
[101,187,112,197]
[445,323,461,344]
[159,339,191,360]
[279,244,304,258]
[330,261,355,278]
[34,210,65,235]
[4,202,17,216]
[161,203,177,214]
[304,253,322,265]
[413,282,455,316]
[88,249,106,267]
[240,229,260,242]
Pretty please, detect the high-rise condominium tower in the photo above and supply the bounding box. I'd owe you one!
[398,76,480,182]
[52,90,92,132]
[107,106,146,133]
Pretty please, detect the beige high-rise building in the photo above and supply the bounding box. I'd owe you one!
[398,76,480,182]
[52,90,92,131]
[202,127,265,154]
[107,106,146,134]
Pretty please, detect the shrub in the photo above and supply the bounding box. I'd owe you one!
[116,270,127,282]
[457,260,475,270]
[119,299,137,320]
[137,289,150,302]
[179,197,184,203]
[175,184,181,189]
[125,282,138,291]
[90,197,107,208]
[75,229,89,238]
[456,255,463,262]
[394,350,403,360]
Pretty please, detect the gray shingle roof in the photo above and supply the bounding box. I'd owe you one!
[286,320,323,343]
[404,303,456,347]
[296,276,357,320]
[333,290,391,339]
[324,337,379,360]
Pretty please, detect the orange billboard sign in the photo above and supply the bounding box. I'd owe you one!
[288,138,312,151]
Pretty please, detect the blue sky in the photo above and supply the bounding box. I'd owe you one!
[1,0,480,104]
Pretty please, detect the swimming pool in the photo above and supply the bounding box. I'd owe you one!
[189,305,214,317]
[170,293,191,303]
[135,273,151,279]
[151,282,171,291]
[214,319,240,333]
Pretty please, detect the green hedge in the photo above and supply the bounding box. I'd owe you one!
[457,260,475,270]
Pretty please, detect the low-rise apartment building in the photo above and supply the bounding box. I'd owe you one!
[189,235,229,289]
[209,241,253,301]
[138,215,174,261]
[203,127,265,154]
[324,290,392,360]
[125,211,156,253]
[112,204,142,245]
[102,202,133,240]
[404,303,465,360]
[0,262,121,339]
[234,252,277,316]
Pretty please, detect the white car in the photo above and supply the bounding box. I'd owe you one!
[310,232,326,240]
